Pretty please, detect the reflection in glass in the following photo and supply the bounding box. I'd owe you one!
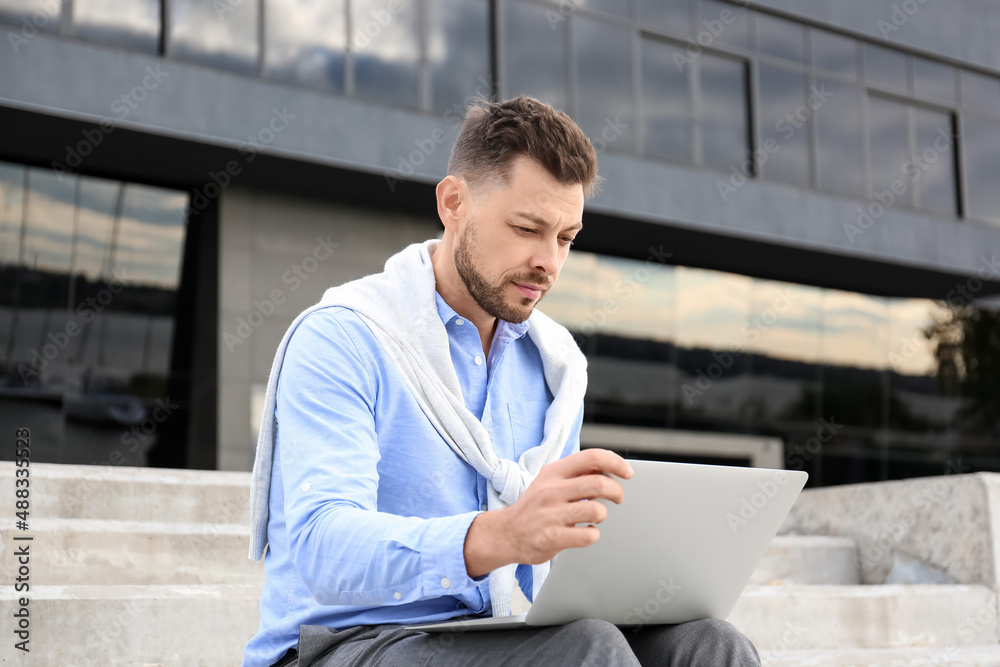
[638,0,690,33]
[428,0,490,114]
[810,29,858,78]
[747,281,822,422]
[913,109,956,216]
[641,37,690,162]
[264,0,346,92]
[574,0,630,19]
[0,0,61,30]
[757,63,810,187]
[351,0,420,107]
[168,0,259,75]
[961,70,1000,113]
[698,54,748,171]
[574,16,634,150]
[755,13,804,63]
[864,43,908,91]
[962,116,1000,224]
[867,95,911,205]
[502,0,567,111]
[913,57,955,103]
[698,0,750,50]
[0,160,188,466]
[815,77,864,197]
[73,0,159,53]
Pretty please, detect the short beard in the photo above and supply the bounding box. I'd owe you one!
[454,221,541,324]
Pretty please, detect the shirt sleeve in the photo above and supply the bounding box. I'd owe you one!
[275,308,482,607]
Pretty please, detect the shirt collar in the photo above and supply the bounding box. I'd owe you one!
[434,291,530,338]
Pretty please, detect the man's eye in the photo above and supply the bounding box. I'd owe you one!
[516,226,535,235]
[560,237,575,246]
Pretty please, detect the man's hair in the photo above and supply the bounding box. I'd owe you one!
[448,95,602,200]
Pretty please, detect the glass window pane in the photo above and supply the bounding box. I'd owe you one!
[864,43,908,92]
[913,109,956,217]
[0,0,61,32]
[428,0,491,114]
[810,29,858,78]
[574,0,630,19]
[747,281,823,422]
[0,162,24,269]
[961,70,1000,113]
[867,95,912,206]
[264,0,346,92]
[699,54,748,170]
[638,0,691,34]
[73,0,159,53]
[962,115,1000,224]
[757,63,810,187]
[168,0,259,75]
[913,57,956,103]
[641,37,691,162]
[698,0,750,50]
[675,267,753,424]
[351,0,420,107]
[815,76,864,197]
[574,16,634,150]
[755,13,805,63]
[502,0,567,111]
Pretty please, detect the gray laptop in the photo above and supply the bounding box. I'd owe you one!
[411,459,807,632]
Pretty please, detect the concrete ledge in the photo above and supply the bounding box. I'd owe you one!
[0,461,251,523]
[729,585,1000,651]
[0,584,262,666]
[761,645,1000,666]
[0,518,263,585]
[750,535,861,585]
[779,473,1000,586]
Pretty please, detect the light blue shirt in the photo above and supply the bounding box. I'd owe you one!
[242,292,584,667]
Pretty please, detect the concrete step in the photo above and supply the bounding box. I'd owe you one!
[751,535,861,585]
[0,519,263,585]
[761,646,1000,666]
[0,584,262,667]
[0,461,250,524]
[729,585,999,651]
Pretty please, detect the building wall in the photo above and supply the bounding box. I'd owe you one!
[215,188,439,470]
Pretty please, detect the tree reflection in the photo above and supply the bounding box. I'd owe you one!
[925,304,1000,432]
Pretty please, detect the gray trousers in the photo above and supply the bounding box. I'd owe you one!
[288,617,761,666]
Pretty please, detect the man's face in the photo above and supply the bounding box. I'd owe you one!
[454,155,585,324]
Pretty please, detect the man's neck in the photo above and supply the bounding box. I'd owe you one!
[430,240,499,358]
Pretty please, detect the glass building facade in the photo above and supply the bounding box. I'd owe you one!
[1,0,998,485]
[0,161,190,466]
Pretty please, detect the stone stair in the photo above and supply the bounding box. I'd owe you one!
[3,462,1000,666]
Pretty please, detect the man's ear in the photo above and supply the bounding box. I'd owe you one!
[436,175,466,233]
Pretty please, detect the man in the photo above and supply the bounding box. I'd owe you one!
[243,95,760,666]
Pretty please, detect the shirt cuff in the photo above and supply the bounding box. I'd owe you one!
[419,510,483,598]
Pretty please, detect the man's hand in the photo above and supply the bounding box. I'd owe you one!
[463,449,634,578]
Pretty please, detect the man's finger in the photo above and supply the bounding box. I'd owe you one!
[546,448,634,481]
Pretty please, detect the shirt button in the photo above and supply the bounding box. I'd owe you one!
[300,482,311,491]
[481,503,488,511]
[393,592,402,600]
[456,319,464,326]
[474,355,483,365]
[441,578,451,589]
